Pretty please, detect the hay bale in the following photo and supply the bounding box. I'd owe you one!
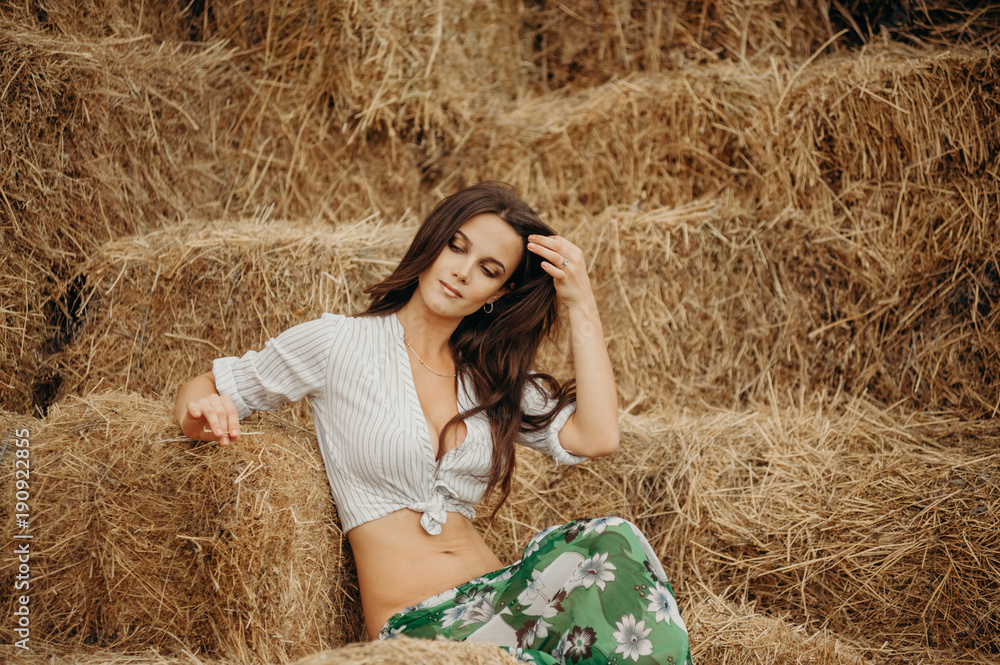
[685,591,868,665]
[790,175,1000,418]
[474,400,1000,660]
[667,190,993,415]
[552,198,807,412]
[436,63,766,213]
[3,0,191,41]
[0,20,228,255]
[0,16,422,256]
[47,218,411,402]
[528,0,839,88]
[486,402,999,660]
[292,636,519,665]
[200,0,531,148]
[53,193,999,421]
[678,402,1000,657]
[0,248,57,415]
[774,46,998,192]
[0,392,362,662]
[532,190,998,418]
[437,45,996,214]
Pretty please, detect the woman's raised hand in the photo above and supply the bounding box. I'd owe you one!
[526,235,596,309]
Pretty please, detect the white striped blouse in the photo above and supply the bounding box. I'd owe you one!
[212,312,583,535]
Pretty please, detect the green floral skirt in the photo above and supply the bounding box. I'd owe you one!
[379,517,692,664]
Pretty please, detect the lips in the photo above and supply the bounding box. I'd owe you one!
[439,280,462,298]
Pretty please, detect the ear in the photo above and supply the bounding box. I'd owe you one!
[488,282,515,304]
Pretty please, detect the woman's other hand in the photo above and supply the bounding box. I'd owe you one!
[174,372,241,446]
[526,235,595,310]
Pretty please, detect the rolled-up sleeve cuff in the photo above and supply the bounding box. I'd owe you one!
[212,357,252,420]
[543,403,587,466]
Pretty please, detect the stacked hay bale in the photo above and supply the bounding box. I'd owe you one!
[527,0,838,88]
[48,48,1000,417]
[484,402,1000,661]
[0,394,363,662]
[46,219,411,401]
[207,0,533,146]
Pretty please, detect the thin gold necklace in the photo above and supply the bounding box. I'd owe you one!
[403,338,456,378]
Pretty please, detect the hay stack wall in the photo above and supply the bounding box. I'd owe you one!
[48,49,1000,418]
[4,1,1000,664]
[6,3,997,419]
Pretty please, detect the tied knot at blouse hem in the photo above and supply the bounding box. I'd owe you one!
[211,312,585,535]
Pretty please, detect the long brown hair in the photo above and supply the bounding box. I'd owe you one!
[361,182,575,518]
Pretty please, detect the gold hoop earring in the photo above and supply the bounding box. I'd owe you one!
[483,302,494,314]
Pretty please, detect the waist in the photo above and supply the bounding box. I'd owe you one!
[348,509,503,639]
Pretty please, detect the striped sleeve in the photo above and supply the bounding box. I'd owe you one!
[518,379,586,466]
[212,314,340,419]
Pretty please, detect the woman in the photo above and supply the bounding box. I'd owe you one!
[174,183,691,664]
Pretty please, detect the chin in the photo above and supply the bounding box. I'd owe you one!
[424,298,472,320]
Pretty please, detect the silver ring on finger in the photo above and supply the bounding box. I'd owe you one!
[561,258,570,267]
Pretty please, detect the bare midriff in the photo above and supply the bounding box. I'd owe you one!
[348,508,504,640]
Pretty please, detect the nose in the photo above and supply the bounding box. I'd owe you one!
[452,256,475,283]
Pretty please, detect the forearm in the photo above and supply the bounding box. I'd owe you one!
[563,299,619,456]
[526,232,619,457]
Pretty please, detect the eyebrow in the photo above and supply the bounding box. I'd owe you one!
[454,230,507,274]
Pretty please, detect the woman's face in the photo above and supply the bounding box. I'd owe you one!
[415,213,524,320]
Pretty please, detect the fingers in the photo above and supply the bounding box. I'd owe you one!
[527,235,586,282]
[526,234,582,272]
[527,234,598,310]
[187,394,240,446]
[537,260,564,278]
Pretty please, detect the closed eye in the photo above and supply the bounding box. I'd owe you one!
[450,233,504,278]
